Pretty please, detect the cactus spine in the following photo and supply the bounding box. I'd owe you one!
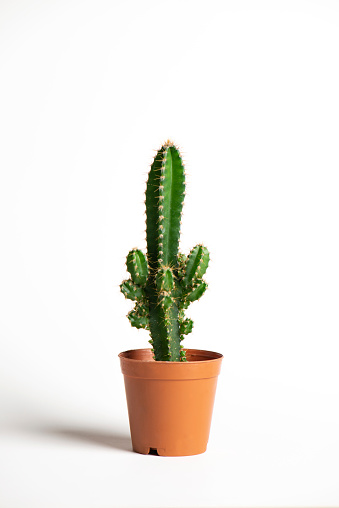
[120,140,210,361]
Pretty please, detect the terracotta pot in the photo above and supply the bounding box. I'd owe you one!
[119,348,223,456]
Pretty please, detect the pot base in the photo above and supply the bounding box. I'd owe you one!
[132,443,207,457]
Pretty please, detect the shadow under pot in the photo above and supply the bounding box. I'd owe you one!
[119,348,223,457]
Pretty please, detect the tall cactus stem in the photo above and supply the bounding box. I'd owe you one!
[120,141,209,362]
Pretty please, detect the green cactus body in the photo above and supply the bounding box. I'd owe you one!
[120,141,210,361]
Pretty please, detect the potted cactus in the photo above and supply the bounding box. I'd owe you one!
[119,140,223,456]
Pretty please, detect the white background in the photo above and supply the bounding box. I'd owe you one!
[1,0,339,506]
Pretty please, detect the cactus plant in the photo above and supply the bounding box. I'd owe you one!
[120,140,210,361]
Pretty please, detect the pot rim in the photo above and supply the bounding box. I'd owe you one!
[119,348,223,380]
[118,348,223,364]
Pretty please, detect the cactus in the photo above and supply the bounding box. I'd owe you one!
[120,140,210,361]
